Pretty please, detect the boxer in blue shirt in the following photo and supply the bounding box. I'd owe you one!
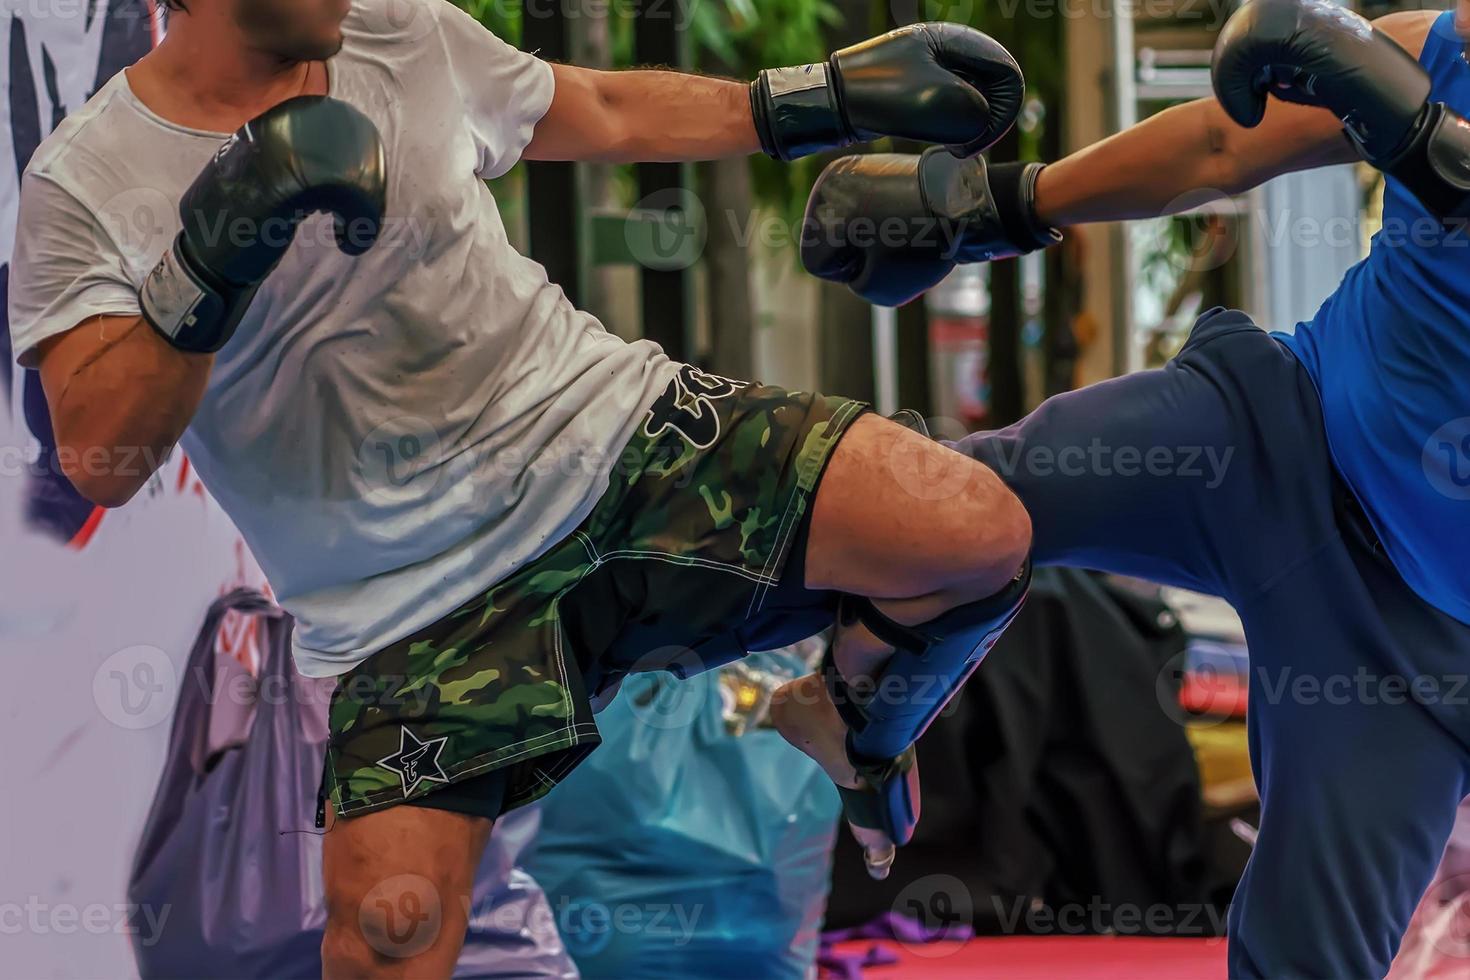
[801,1,1470,975]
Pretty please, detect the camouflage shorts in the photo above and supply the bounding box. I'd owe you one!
[324,366,868,819]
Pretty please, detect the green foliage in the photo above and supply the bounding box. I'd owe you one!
[689,0,843,71]
[686,0,843,228]
[459,0,519,41]
[1136,214,1195,297]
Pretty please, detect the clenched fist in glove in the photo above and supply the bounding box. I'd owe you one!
[751,23,1024,161]
[801,147,1059,307]
[1212,0,1470,221]
[141,96,386,353]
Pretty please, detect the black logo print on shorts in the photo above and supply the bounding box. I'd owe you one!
[642,365,749,450]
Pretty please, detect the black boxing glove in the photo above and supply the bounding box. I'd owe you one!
[1212,0,1470,221]
[801,147,1060,307]
[140,96,387,353]
[751,23,1024,161]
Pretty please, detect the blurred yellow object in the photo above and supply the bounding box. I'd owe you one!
[735,682,761,710]
[1186,720,1257,811]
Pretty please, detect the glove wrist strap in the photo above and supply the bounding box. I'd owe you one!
[751,63,851,161]
[139,235,257,354]
[987,161,1062,252]
[1381,102,1470,223]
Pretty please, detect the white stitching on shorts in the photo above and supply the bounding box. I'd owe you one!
[593,549,776,584]
[574,530,600,564]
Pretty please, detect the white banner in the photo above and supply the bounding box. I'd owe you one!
[1,3,267,975]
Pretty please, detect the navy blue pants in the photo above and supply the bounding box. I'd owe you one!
[957,308,1470,978]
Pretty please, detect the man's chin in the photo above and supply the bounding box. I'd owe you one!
[312,33,345,60]
[278,32,344,63]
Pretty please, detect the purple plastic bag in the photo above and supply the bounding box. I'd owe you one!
[126,590,575,978]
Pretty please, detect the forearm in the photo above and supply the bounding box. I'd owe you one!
[528,66,759,163]
[1035,99,1241,227]
[43,315,211,506]
[609,70,759,161]
[1034,96,1352,228]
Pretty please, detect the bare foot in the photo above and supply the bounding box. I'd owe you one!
[771,672,901,878]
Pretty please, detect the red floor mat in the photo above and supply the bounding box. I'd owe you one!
[829,935,1228,979]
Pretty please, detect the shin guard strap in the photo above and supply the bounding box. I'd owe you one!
[849,561,1032,761]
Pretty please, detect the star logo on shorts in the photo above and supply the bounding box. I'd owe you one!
[377,727,450,798]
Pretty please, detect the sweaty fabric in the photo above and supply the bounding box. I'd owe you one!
[7,0,680,674]
[324,368,865,819]
[957,310,1470,978]
[1275,10,1470,625]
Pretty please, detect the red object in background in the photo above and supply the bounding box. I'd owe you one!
[929,315,990,428]
[1180,671,1249,719]
[65,506,106,550]
[64,454,212,552]
[829,936,1228,979]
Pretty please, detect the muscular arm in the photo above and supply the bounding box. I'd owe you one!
[34,316,211,507]
[21,97,381,510]
[1033,10,1438,228]
[524,63,760,163]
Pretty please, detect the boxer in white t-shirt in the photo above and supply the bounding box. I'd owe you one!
[9,0,1031,971]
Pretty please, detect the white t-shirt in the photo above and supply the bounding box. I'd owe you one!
[8,0,679,675]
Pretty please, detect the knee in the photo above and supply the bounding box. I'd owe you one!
[322,916,390,979]
[905,460,1031,599]
[322,871,452,977]
[953,477,1032,598]
[990,486,1032,574]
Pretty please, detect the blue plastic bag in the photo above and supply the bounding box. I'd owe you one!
[525,649,841,979]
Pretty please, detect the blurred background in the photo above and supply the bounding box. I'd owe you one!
[479,0,1387,429]
[3,1,1466,978]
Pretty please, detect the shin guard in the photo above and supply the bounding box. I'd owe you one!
[824,560,1031,844]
